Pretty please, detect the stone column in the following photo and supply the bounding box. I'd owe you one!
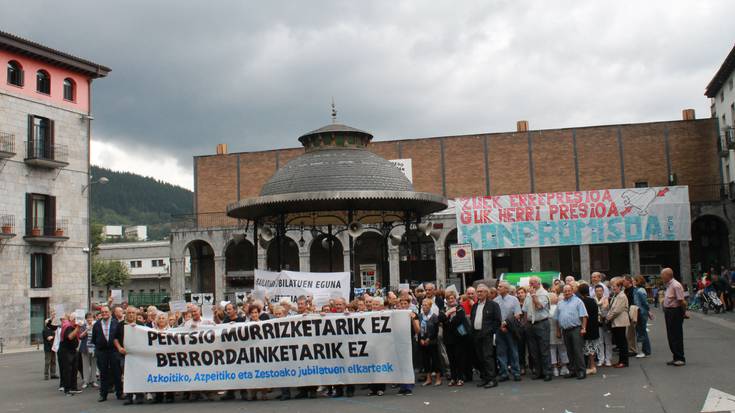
[629,242,640,276]
[170,257,186,300]
[679,241,692,293]
[531,247,541,272]
[483,250,493,280]
[389,247,400,288]
[343,248,351,275]
[190,258,200,293]
[299,252,310,272]
[214,256,226,301]
[434,245,447,288]
[579,245,591,281]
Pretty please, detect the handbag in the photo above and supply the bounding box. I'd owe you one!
[456,323,468,337]
[629,304,639,324]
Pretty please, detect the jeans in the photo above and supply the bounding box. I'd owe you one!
[636,313,651,355]
[495,330,520,378]
[81,351,97,385]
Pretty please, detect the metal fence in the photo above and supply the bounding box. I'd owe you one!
[25,140,68,163]
[171,212,248,230]
[25,217,69,237]
[127,292,169,308]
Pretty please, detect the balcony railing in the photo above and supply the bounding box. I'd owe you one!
[172,212,248,231]
[0,132,15,157]
[127,292,169,308]
[24,217,69,243]
[0,214,15,238]
[24,140,69,168]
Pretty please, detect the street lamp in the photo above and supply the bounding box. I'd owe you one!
[84,175,109,310]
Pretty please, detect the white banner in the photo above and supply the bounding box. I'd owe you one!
[457,186,691,250]
[123,311,414,392]
[254,270,350,308]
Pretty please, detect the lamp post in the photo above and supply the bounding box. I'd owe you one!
[83,176,109,311]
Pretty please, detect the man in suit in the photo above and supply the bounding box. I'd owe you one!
[470,283,502,389]
[91,305,122,402]
[424,282,445,312]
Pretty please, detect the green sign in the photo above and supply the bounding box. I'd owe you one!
[499,271,561,287]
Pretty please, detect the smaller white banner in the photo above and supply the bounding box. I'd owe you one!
[255,270,350,308]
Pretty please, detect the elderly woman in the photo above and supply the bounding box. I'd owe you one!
[418,298,442,386]
[577,283,599,375]
[594,285,613,367]
[439,290,471,386]
[152,312,175,403]
[606,277,630,368]
[548,288,570,377]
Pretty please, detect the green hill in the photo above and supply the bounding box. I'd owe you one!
[90,165,193,240]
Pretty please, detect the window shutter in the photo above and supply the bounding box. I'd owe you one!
[27,115,34,159]
[25,193,32,234]
[30,254,36,288]
[46,196,56,234]
[19,69,24,86]
[45,254,52,288]
[48,119,55,160]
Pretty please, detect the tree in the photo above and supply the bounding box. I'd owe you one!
[91,222,104,256]
[92,260,130,297]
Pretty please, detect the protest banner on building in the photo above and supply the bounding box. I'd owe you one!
[123,310,414,392]
[456,186,691,250]
[254,270,350,307]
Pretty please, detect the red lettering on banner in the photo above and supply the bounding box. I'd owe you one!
[595,203,606,217]
[460,211,472,224]
[607,202,619,217]
[549,205,559,220]
[559,204,569,220]
[460,198,472,211]
[601,190,612,202]
[536,206,541,220]
[590,191,600,202]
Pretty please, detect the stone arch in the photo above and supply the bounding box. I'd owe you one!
[266,236,300,271]
[185,239,215,295]
[691,214,730,271]
[310,233,344,272]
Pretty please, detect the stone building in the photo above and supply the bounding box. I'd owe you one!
[0,31,110,347]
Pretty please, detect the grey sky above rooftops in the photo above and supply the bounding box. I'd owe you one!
[1,1,733,189]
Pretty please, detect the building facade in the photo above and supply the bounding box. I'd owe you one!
[171,109,731,301]
[96,241,186,304]
[0,31,109,347]
[706,43,735,190]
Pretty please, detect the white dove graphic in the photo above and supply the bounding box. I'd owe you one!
[621,188,657,215]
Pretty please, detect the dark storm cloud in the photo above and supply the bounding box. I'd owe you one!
[1,1,733,184]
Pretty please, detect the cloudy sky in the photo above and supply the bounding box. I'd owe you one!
[2,1,733,189]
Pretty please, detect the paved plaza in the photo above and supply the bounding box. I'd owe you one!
[1,308,734,413]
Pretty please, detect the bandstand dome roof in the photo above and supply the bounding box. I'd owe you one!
[227,122,447,223]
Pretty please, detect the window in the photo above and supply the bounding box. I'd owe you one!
[7,60,23,86]
[63,78,75,101]
[36,70,50,94]
[30,298,48,344]
[721,91,725,103]
[27,115,54,160]
[152,259,165,267]
[98,290,104,298]
[634,181,648,188]
[25,193,55,235]
[130,260,142,268]
[30,253,52,288]
[730,78,734,91]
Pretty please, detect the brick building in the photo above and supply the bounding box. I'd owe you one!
[0,32,110,347]
[171,110,731,301]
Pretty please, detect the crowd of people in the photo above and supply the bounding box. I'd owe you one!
[41,267,688,404]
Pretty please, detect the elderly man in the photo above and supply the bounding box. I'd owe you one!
[461,286,477,315]
[494,282,522,381]
[523,276,552,381]
[424,282,445,311]
[591,272,609,297]
[91,305,121,402]
[565,275,576,286]
[554,284,588,379]
[661,268,687,366]
[114,306,143,405]
[470,284,502,388]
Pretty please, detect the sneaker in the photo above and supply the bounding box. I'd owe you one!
[92,383,99,388]
[596,361,603,367]
[636,353,647,358]
[604,361,612,367]
[553,367,559,377]
[69,390,82,394]
[58,387,64,392]
[376,390,384,396]
[560,366,570,376]
[82,383,88,389]
[397,389,407,396]
[672,360,685,366]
